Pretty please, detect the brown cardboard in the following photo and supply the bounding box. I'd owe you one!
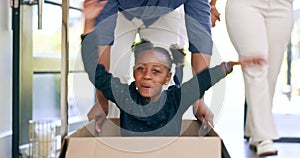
[60,119,230,158]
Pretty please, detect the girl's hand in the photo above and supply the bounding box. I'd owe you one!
[235,58,266,68]
[224,58,266,74]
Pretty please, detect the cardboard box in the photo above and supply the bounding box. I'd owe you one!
[60,119,230,158]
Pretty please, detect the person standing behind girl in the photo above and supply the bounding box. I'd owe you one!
[83,0,220,132]
[225,0,294,156]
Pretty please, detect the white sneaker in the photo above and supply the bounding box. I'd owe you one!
[248,138,258,151]
[256,140,278,156]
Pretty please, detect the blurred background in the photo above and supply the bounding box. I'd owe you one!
[0,0,299,157]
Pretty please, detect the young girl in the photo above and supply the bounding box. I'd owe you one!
[89,39,262,136]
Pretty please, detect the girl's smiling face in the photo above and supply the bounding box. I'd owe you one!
[133,50,172,102]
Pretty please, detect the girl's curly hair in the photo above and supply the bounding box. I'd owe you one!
[131,39,154,60]
[131,39,186,68]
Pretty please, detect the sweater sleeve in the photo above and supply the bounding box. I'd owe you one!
[175,64,227,113]
[94,64,130,104]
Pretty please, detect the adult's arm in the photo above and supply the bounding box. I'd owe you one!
[184,0,214,126]
[82,0,118,116]
[184,0,213,55]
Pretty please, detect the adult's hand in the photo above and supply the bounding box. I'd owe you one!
[210,6,220,27]
[83,0,108,21]
[87,102,107,133]
[83,0,108,34]
[193,99,214,129]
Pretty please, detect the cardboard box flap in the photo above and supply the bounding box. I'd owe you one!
[67,119,218,137]
[60,119,231,158]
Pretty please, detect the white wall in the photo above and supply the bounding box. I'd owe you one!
[0,0,12,157]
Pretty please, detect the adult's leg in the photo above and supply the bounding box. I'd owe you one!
[139,8,187,50]
[140,8,213,125]
[226,0,278,142]
[139,8,188,86]
[266,0,293,101]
